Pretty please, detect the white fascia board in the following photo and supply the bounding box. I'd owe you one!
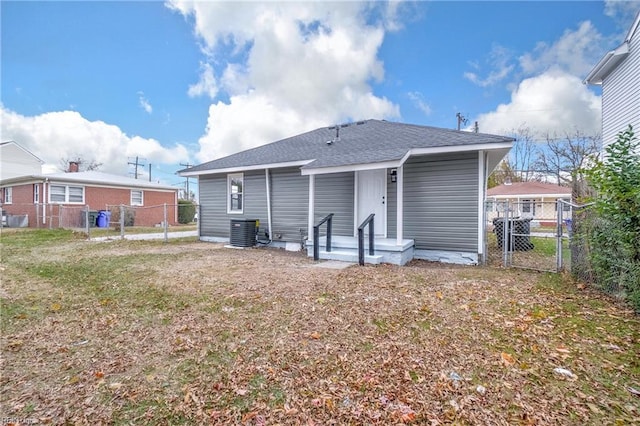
[0,175,46,186]
[584,42,630,85]
[301,159,402,176]
[403,142,514,161]
[626,11,640,42]
[180,160,313,177]
[301,142,514,176]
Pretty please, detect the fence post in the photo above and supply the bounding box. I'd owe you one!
[49,204,53,229]
[120,205,125,239]
[85,205,90,240]
[164,203,168,243]
[501,202,507,267]
[556,199,563,272]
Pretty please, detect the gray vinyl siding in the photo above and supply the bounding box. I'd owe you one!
[602,27,640,150]
[403,153,478,252]
[198,171,268,238]
[198,174,228,238]
[314,172,354,236]
[270,167,309,241]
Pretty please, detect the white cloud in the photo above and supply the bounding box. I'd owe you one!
[473,70,601,137]
[187,62,219,99]
[464,44,515,87]
[1,106,189,175]
[137,91,153,114]
[407,91,431,116]
[167,1,401,162]
[604,0,640,21]
[519,21,605,78]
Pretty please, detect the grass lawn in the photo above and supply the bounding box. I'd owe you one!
[1,229,639,424]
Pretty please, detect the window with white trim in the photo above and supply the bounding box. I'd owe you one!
[34,184,40,203]
[2,187,12,204]
[131,190,143,206]
[49,184,85,204]
[555,198,571,212]
[227,173,243,213]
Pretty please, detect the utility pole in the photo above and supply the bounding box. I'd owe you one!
[128,156,145,179]
[456,112,468,131]
[180,162,193,200]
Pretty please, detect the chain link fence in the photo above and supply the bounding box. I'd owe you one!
[1,202,199,242]
[484,199,571,272]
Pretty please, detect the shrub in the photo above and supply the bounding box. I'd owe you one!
[178,199,196,224]
[584,125,640,311]
[109,206,135,227]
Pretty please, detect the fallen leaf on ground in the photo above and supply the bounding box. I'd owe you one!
[501,352,515,366]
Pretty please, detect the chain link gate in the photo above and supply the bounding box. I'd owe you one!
[485,199,573,272]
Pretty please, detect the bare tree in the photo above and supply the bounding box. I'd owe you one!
[489,125,539,186]
[59,156,103,172]
[509,125,538,181]
[535,130,601,199]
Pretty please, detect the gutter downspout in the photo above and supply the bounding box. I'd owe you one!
[43,178,48,225]
[265,169,273,242]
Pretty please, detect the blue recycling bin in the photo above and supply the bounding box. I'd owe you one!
[96,210,111,228]
[564,218,573,237]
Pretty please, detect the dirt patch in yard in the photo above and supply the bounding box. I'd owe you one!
[1,231,639,425]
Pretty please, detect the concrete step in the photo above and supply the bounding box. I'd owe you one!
[317,249,383,264]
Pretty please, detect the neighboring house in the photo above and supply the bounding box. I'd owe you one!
[179,119,513,265]
[486,181,571,226]
[0,168,179,228]
[1,141,44,180]
[584,10,640,150]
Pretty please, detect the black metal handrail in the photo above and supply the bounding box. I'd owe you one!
[313,213,334,261]
[357,214,375,266]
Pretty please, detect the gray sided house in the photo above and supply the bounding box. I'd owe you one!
[179,120,513,265]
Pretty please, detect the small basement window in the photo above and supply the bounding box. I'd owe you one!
[131,190,143,206]
[227,173,243,214]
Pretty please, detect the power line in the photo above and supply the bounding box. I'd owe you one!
[180,162,194,199]
[127,156,146,179]
[456,112,468,131]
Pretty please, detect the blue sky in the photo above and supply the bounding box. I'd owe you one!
[2,1,638,191]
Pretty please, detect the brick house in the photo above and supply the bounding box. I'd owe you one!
[1,167,179,228]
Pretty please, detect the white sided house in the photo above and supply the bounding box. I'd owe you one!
[486,182,572,227]
[180,120,513,265]
[584,10,640,149]
[1,141,44,180]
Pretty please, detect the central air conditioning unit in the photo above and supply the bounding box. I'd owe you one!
[230,219,258,247]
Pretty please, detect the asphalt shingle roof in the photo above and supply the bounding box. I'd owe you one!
[181,119,514,174]
[487,182,571,197]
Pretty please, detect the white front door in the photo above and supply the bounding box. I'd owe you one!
[357,169,386,237]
